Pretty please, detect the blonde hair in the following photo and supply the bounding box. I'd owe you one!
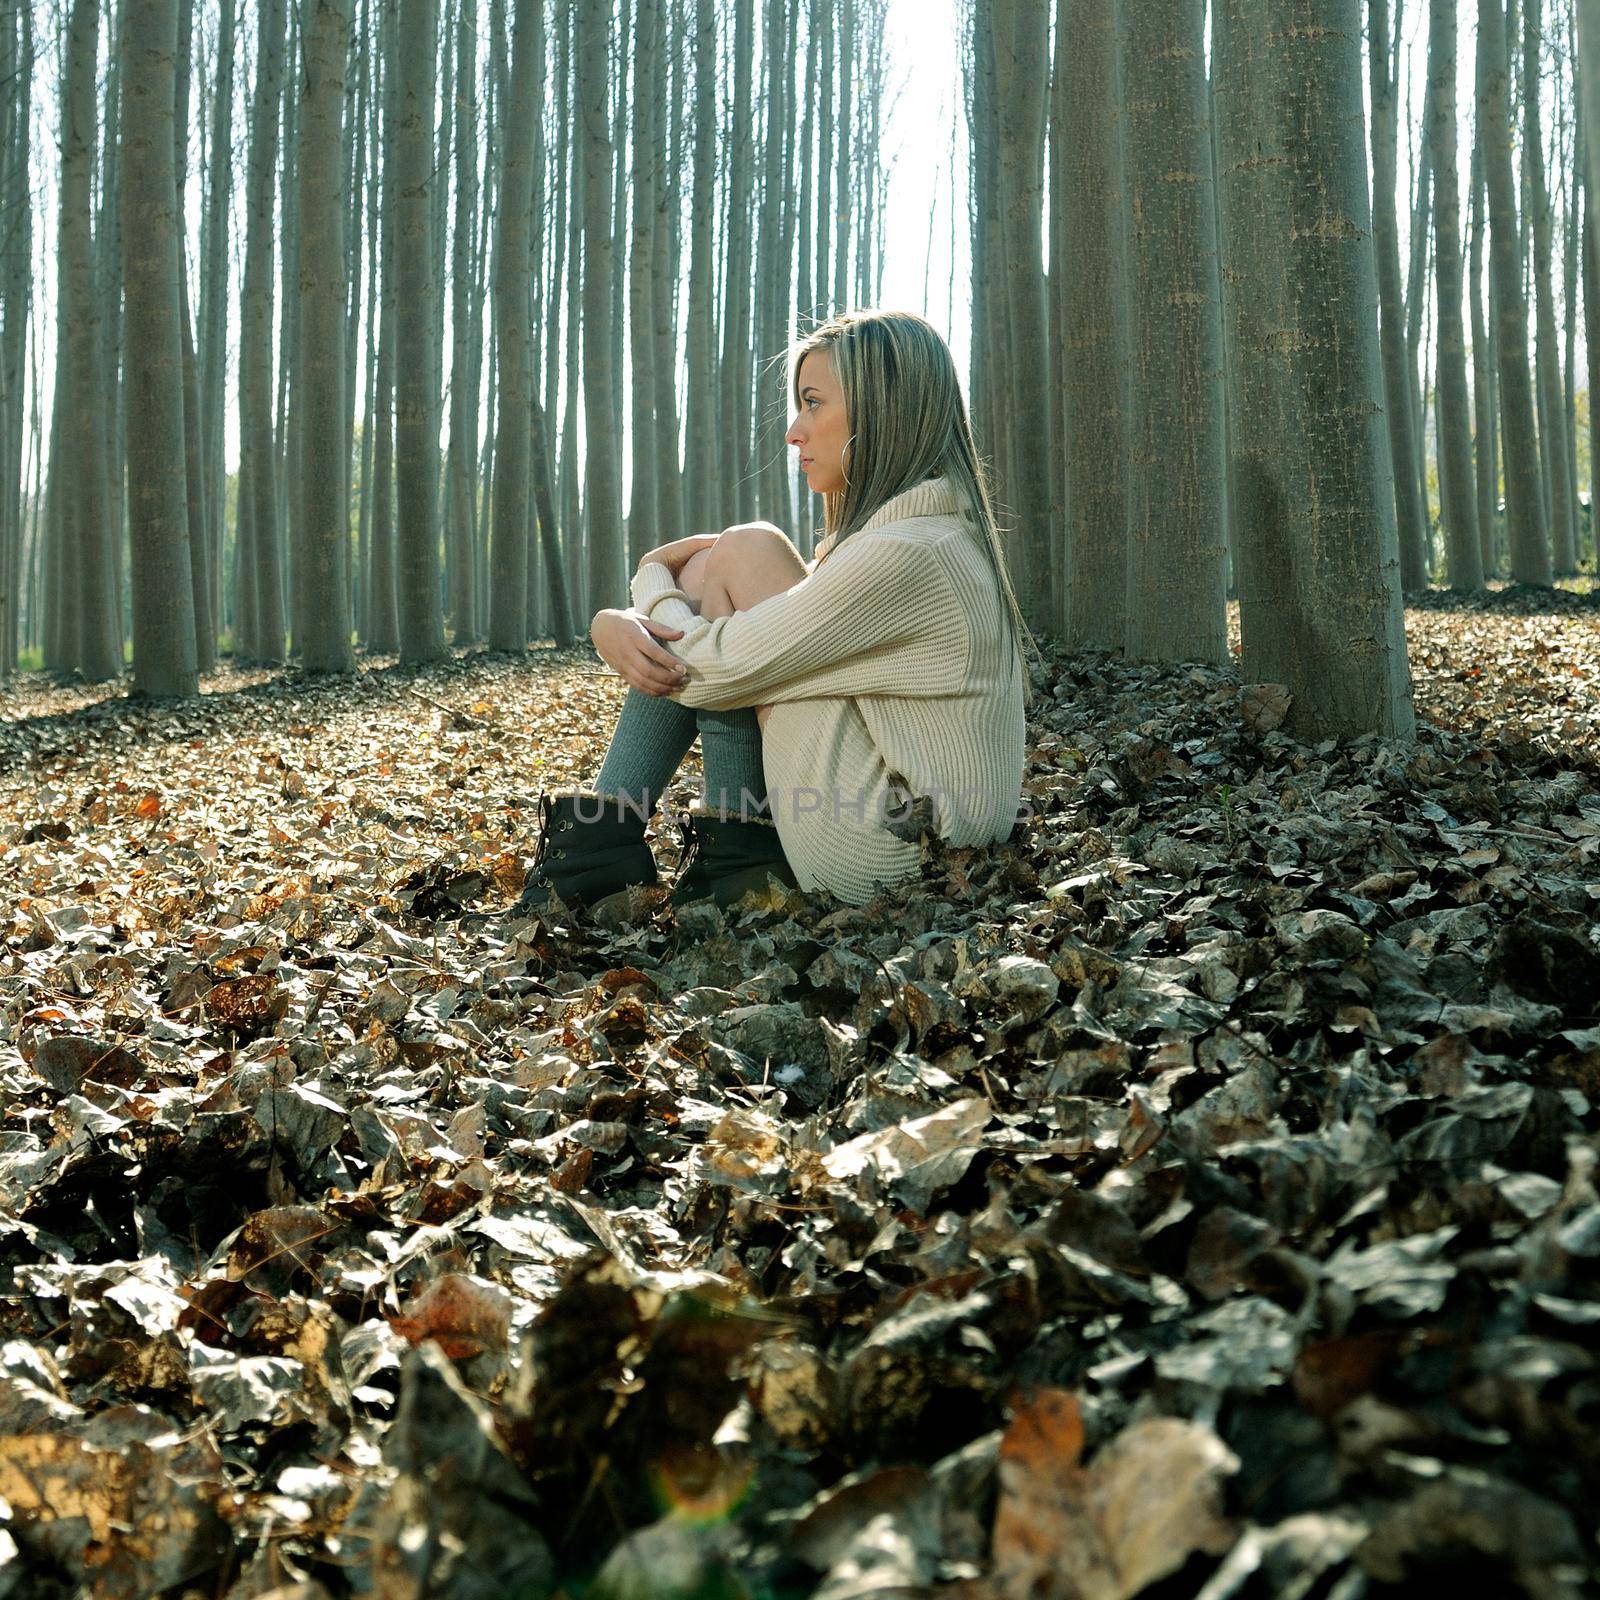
[781,308,1044,708]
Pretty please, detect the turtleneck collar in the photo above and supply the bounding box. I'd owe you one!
[814,475,966,562]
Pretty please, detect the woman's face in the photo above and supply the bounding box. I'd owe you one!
[786,350,851,496]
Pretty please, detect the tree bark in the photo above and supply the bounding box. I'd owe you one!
[721,0,756,522]
[62,0,122,682]
[1061,0,1131,654]
[239,0,287,659]
[1478,0,1551,582]
[1467,135,1498,574]
[684,0,721,532]
[198,0,235,657]
[1213,0,1415,739]
[1368,0,1429,590]
[123,0,199,696]
[394,0,448,660]
[294,0,356,671]
[651,0,685,542]
[627,0,661,562]
[447,0,480,640]
[490,0,540,650]
[1121,0,1228,665]
[1428,0,1481,586]
[1523,0,1577,572]
[985,0,1052,629]
[580,0,624,607]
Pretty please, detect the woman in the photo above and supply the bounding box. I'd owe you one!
[513,308,1041,918]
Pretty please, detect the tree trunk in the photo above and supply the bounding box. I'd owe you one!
[490,0,540,650]
[834,0,853,310]
[651,0,685,541]
[447,0,480,640]
[198,0,235,654]
[240,0,287,660]
[394,0,448,661]
[1468,134,1498,574]
[174,0,213,672]
[1585,190,1600,562]
[721,0,756,522]
[123,0,199,696]
[0,3,33,673]
[684,0,721,532]
[1121,0,1228,665]
[1428,0,1481,586]
[294,0,355,671]
[62,0,122,682]
[627,0,660,562]
[984,0,1051,627]
[1368,0,1429,590]
[1061,0,1130,653]
[1213,0,1415,739]
[580,0,624,606]
[1523,0,1577,573]
[1478,0,1551,582]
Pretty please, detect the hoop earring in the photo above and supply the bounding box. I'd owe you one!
[840,433,857,488]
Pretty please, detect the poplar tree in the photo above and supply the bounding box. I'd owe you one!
[1213,0,1415,739]
[1428,0,1482,586]
[123,0,199,696]
[1478,0,1551,582]
[1121,0,1227,665]
[294,0,356,671]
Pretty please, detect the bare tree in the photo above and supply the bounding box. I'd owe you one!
[1369,0,1429,590]
[394,0,448,661]
[123,0,199,696]
[982,0,1051,626]
[1213,0,1415,739]
[1523,0,1578,572]
[1428,0,1482,586]
[1121,0,1228,664]
[61,0,121,682]
[627,0,661,562]
[1058,0,1131,654]
[446,0,481,640]
[295,0,356,671]
[1478,0,1551,582]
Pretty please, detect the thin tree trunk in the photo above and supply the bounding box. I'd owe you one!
[240,0,288,660]
[651,0,685,542]
[1428,0,1481,585]
[1213,0,1415,739]
[685,0,721,532]
[627,0,660,564]
[1369,0,1429,589]
[1468,134,1498,575]
[834,0,853,310]
[580,0,624,607]
[62,0,121,681]
[394,0,448,661]
[490,0,539,650]
[123,0,199,696]
[721,0,756,521]
[1061,0,1130,653]
[199,0,235,651]
[1122,0,1227,664]
[446,0,480,640]
[1524,0,1577,572]
[295,0,356,670]
[1479,0,1551,582]
[984,0,1051,627]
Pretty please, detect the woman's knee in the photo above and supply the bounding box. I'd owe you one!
[706,524,808,606]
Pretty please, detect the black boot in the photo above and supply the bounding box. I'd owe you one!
[508,790,660,918]
[670,804,799,911]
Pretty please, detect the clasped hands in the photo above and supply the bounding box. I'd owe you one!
[590,533,721,698]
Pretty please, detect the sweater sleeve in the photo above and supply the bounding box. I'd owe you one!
[628,533,969,712]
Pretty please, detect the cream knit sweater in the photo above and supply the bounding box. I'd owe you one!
[629,475,1027,907]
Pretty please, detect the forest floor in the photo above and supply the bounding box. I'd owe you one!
[0,582,1598,1599]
